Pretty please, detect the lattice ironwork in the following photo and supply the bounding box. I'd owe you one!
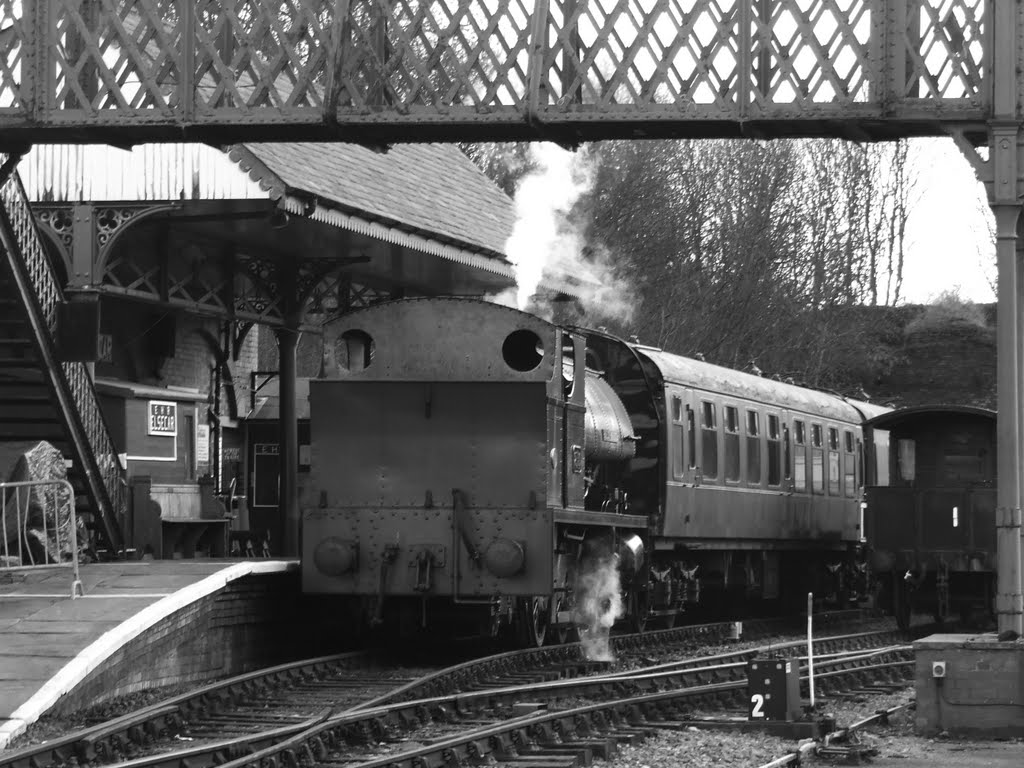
[0,0,997,141]
[100,236,380,329]
[0,156,126,553]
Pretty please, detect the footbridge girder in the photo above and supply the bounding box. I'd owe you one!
[0,0,1000,144]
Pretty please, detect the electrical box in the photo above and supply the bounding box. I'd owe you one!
[932,661,947,678]
[747,658,802,722]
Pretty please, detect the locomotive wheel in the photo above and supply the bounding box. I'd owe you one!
[629,588,649,634]
[550,595,578,645]
[517,596,550,648]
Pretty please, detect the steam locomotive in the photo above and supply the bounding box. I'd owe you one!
[302,297,887,644]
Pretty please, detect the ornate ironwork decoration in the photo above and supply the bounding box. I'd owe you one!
[0,0,995,142]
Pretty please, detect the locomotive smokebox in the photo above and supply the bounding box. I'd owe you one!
[584,372,637,461]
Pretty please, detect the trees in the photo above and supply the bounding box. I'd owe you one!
[579,139,916,390]
[464,137,917,392]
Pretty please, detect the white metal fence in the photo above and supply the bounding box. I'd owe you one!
[0,479,83,598]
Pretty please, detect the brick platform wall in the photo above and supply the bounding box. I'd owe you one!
[914,634,1024,737]
[49,570,350,715]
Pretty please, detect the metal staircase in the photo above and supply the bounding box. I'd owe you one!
[0,155,125,555]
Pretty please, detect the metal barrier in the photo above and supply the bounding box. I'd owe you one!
[0,479,84,598]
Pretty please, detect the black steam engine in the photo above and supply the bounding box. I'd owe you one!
[302,297,884,644]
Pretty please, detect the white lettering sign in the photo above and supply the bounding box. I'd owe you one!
[148,401,177,436]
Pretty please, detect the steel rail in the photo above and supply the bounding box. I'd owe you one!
[0,609,884,768]
[100,635,911,768]
[207,655,915,768]
[0,653,369,768]
[755,703,909,768]
[356,609,881,707]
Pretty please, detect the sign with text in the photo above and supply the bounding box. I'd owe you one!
[196,423,210,464]
[148,401,177,436]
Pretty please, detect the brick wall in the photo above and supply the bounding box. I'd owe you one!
[914,634,1024,737]
[258,328,324,378]
[49,570,351,715]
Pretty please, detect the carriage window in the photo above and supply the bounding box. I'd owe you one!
[767,414,781,487]
[702,401,716,428]
[943,450,985,483]
[828,450,841,495]
[812,423,824,493]
[746,410,761,484]
[856,438,864,488]
[672,397,684,479]
[701,401,718,479]
[794,420,807,491]
[828,427,839,450]
[783,425,792,481]
[843,430,856,496]
[687,406,696,470]
[874,429,891,486]
[724,406,740,481]
[898,439,916,482]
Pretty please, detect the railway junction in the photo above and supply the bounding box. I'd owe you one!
[3,0,1024,761]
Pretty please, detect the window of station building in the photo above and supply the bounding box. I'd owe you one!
[724,405,740,482]
[794,419,807,492]
[767,414,781,486]
[812,423,824,493]
[746,410,761,484]
[843,430,856,496]
[701,401,718,479]
[672,396,684,479]
[687,406,696,470]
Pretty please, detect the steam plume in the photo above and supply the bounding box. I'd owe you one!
[501,143,635,324]
[574,554,625,662]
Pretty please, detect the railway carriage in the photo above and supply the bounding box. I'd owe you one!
[302,297,886,644]
[862,406,997,628]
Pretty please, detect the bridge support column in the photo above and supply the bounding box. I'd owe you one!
[992,196,1023,636]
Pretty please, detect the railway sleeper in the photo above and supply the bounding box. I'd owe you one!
[501,757,579,768]
[528,746,594,766]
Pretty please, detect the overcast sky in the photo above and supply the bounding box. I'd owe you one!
[902,138,995,305]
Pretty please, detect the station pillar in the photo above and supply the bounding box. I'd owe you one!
[275,320,300,558]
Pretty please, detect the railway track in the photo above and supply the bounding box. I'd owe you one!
[0,609,905,768]
[208,631,914,768]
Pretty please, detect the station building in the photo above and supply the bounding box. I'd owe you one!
[2,142,517,557]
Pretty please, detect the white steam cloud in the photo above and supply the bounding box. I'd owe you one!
[573,554,625,662]
[500,143,635,323]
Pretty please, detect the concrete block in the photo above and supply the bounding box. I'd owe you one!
[914,633,1024,737]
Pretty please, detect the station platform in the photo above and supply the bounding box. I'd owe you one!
[0,559,300,749]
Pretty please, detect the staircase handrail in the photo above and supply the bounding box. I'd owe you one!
[0,158,126,554]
